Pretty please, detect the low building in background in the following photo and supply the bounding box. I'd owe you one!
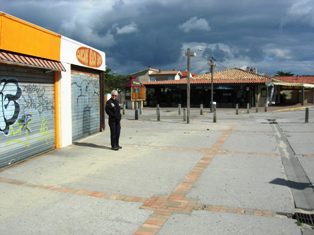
[142,68,270,108]
[267,76,314,105]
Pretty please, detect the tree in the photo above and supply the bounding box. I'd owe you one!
[104,68,129,93]
[274,71,294,76]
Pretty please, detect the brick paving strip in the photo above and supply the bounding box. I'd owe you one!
[0,176,146,203]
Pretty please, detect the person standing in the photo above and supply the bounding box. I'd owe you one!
[105,90,122,150]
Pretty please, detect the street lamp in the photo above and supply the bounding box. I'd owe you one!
[185,48,196,124]
[208,57,216,112]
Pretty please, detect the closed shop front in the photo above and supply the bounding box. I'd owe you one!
[71,69,100,141]
[0,65,55,167]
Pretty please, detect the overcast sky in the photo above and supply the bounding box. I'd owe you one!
[2,0,314,75]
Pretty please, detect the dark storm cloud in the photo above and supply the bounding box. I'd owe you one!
[1,0,314,75]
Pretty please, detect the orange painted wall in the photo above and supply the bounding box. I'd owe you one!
[0,12,61,61]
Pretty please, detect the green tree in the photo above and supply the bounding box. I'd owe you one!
[274,71,294,76]
[104,68,129,93]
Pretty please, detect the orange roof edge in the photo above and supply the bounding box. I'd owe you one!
[0,11,60,38]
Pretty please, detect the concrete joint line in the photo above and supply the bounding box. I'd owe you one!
[271,123,314,211]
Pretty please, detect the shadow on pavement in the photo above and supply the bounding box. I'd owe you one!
[270,178,313,190]
[73,142,112,150]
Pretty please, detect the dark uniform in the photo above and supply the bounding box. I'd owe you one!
[105,98,121,149]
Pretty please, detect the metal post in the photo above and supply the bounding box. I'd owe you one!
[305,107,309,123]
[209,59,215,112]
[186,48,191,124]
[247,103,250,114]
[302,86,305,106]
[265,103,268,112]
[200,104,203,115]
[236,103,239,115]
[157,104,160,121]
[178,104,181,115]
[135,101,138,120]
[122,103,125,115]
[183,108,186,121]
[213,103,217,123]
[255,102,258,113]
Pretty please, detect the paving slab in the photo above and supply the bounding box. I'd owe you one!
[0,184,151,235]
[188,154,295,213]
[158,211,301,235]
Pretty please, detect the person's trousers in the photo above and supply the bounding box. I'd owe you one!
[109,120,120,148]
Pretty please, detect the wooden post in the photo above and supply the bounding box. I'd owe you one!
[135,101,138,120]
[157,104,160,121]
[138,101,142,115]
[213,103,217,123]
[305,108,309,123]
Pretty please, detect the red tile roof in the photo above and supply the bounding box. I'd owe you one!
[273,76,314,84]
[143,68,270,85]
[180,71,197,78]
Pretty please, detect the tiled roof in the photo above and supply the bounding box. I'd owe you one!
[273,76,314,84]
[143,68,270,85]
[194,68,270,81]
[180,71,197,78]
[142,78,267,85]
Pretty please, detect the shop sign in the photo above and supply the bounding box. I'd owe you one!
[76,47,102,68]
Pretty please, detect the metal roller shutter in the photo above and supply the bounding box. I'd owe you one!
[71,69,100,141]
[0,65,55,167]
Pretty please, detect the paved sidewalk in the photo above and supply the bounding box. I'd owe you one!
[0,107,313,234]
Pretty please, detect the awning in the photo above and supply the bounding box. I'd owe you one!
[268,79,314,88]
[0,51,66,72]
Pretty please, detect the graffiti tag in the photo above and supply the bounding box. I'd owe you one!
[0,79,22,135]
[22,84,53,114]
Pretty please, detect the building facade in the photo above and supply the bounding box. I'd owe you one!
[143,68,270,108]
[0,12,106,168]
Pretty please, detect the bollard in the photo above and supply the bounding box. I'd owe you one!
[122,103,125,115]
[247,103,250,114]
[255,103,258,113]
[213,103,217,123]
[183,108,186,121]
[200,104,203,115]
[305,107,309,123]
[157,104,160,121]
[135,101,138,120]
[265,104,268,112]
[236,103,239,115]
[138,101,142,115]
[178,104,181,115]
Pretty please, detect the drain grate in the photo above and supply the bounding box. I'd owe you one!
[293,212,314,226]
[267,118,277,124]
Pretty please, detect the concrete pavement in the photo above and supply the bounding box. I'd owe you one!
[0,106,313,234]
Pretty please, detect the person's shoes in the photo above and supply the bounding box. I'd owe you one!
[111,146,119,151]
[118,146,122,149]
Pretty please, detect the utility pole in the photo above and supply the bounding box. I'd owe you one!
[185,48,195,124]
[208,57,216,112]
